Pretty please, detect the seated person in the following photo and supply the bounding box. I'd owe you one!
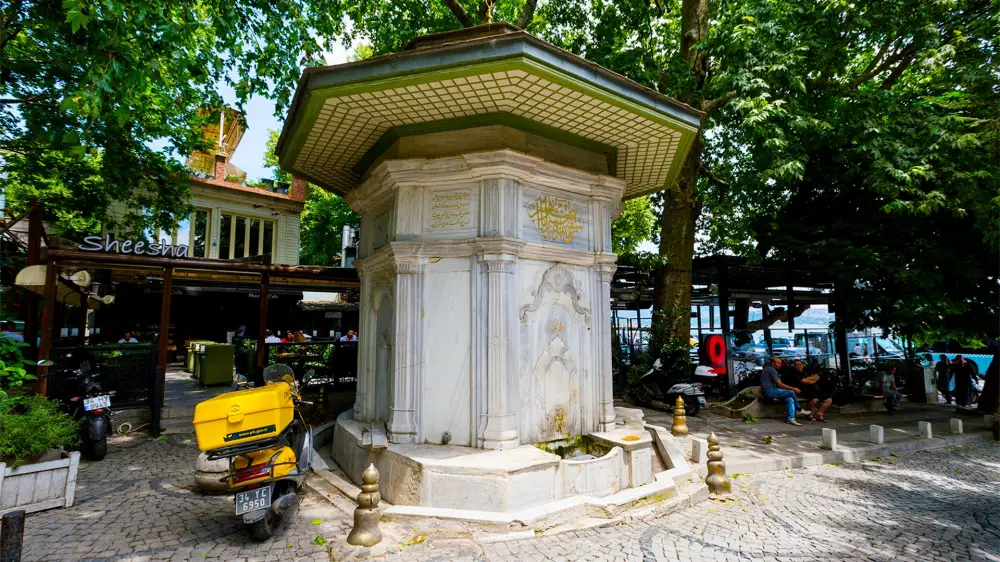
[783,359,832,422]
[880,367,904,413]
[761,356,803,426]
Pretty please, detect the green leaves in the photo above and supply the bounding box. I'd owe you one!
[2,0,350,237]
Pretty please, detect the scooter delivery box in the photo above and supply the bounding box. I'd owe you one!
[193,382,294,452]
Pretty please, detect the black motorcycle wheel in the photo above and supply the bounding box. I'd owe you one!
[248,506,279,541]
[634,387,654,405]
[684,396,701,417]
[83,437,107,461]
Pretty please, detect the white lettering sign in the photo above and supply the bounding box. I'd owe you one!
[79,235,189,258]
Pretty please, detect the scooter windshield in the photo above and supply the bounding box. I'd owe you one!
[261,364,295,385]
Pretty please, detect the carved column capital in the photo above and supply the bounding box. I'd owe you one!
[392,257,425,275]
[596,263,617,283]
[478,253,517,274]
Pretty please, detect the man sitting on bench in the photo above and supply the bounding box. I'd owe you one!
[786,359,832,422]
[880,366,904,413]
[761,356,803,426]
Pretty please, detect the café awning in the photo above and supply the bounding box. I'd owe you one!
[14,265,113,309]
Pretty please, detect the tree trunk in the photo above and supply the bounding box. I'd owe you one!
[652,0,709,341]
[654,135,702,339]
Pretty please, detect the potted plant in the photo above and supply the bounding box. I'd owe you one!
[0,338,83,513]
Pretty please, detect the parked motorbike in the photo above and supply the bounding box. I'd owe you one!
[194,364,313,541]
[38,357,113,461]
[634,350,708,416]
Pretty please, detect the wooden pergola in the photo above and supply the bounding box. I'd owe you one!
[30,248,358,433]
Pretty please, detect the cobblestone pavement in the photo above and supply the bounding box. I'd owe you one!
[23,438,1000,561]
[22,436,344,562]
[385,441,1000,562]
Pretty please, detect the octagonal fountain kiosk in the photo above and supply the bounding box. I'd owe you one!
[277,23,703,522]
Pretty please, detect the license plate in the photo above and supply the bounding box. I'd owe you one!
[83,395,111,412]
[235,486,272,515]
[698,396,708,406]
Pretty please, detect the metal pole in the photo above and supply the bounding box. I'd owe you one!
[0,510,25,562]
[37,261,58,396]
[77,301,88,346]
[23,200,41,354]
[255,273,270,385]
[150,365,162,438]
[157,267,173,406]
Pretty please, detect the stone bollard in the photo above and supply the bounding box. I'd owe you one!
[950,418,963,434]
[704,432,731,496]
[869,425,884,445]
[346,464,382,547]
[671,395,689,437]
[691,437,709,464]
[918,421,932,439]
[821,428,837,450]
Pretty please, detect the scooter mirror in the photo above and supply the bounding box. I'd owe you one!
[36,359,55,367]
[303,369,315,383]
[652,358,662,369]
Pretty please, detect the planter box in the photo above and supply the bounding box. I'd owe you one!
[0,451,80,515]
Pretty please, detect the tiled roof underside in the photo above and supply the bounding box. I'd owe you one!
[295,69,682,198]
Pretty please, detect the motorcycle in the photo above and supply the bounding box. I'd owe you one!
[634,350,708,416]
[38,358,113,461]
[194,364,313,541]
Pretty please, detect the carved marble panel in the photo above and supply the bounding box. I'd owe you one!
[520,187,590,251]
[423,185,477,238]
[372,211,390,250]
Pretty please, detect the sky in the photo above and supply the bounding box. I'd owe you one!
[222,42,351,182]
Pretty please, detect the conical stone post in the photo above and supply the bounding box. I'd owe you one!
[671,395,688,436]
[346,463,382,546]
[705,431,732,496]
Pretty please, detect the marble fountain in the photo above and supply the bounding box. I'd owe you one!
[275,22,705,525]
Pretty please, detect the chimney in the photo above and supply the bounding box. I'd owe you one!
[214,153,227,181]
[290,175,307,202]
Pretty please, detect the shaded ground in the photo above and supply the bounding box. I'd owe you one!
[21,433,999,561]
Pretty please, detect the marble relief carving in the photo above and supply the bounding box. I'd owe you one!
[520,264,591,326]
[532,336,580,442]
[527,194,583,243]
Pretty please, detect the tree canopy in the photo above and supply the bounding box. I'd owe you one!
[2,0,994,342]
[1,0,344,235]
[327,0,997,342]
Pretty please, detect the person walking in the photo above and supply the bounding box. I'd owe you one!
[952,355,974,407]
[761,356,803,426]
[935,354,953,404]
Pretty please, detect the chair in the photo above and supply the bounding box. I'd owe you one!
[185,340,214,372]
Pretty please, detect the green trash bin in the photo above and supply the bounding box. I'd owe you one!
[198,344,235,386]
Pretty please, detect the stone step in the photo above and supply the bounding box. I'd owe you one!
[161,418,195,435]
[304,473,359,517]
[162,405,196,421]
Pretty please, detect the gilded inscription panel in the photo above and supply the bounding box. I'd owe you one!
[427,189,474,231]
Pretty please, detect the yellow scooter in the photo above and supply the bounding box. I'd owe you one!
[193,365,313,540]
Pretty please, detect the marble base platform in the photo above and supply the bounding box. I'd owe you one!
[332,410,693,515]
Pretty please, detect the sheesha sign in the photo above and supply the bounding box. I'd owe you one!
[78,235,189,258]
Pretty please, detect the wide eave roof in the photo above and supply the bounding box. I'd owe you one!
[277,23,703,199]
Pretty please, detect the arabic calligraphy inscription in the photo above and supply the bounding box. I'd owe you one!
[429,190,473,230]
[527,195,584,244]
